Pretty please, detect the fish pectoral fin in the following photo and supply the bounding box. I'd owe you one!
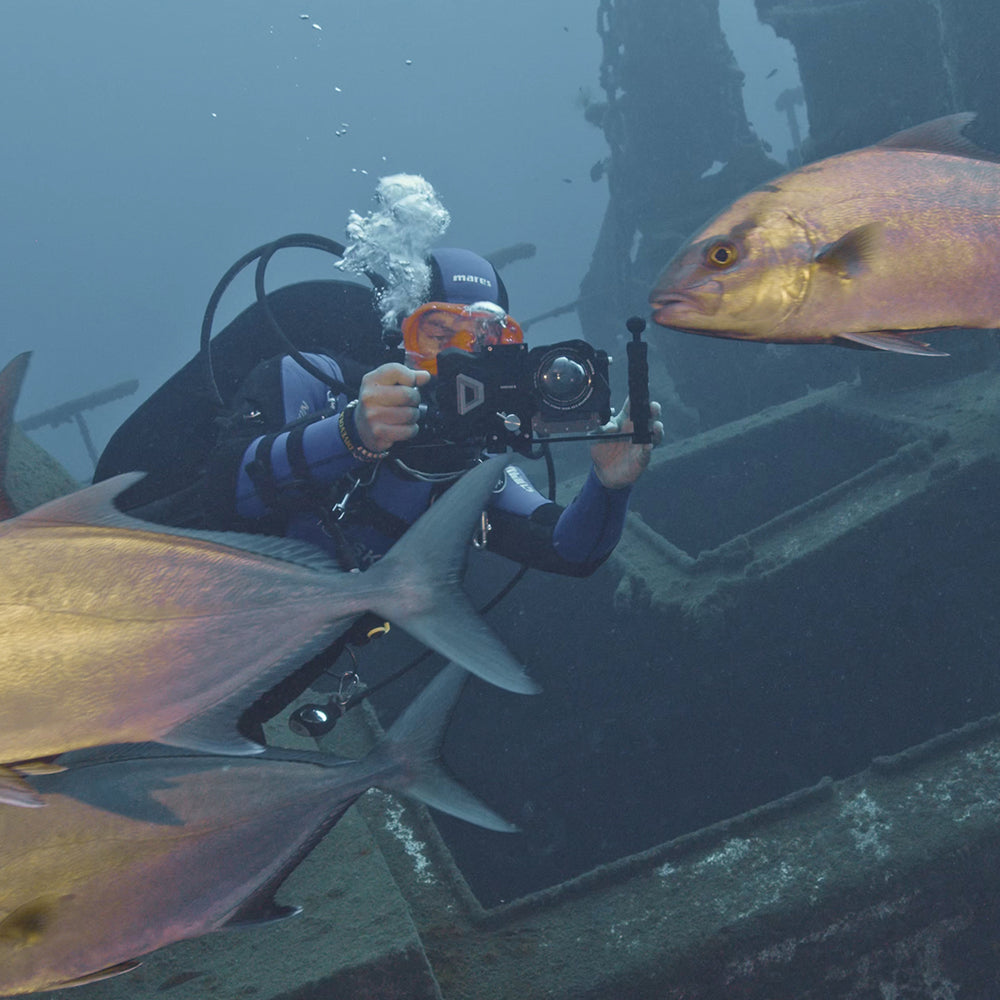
[835,331,950,356]
[9,759,67,776]
[56,960,141,987]
[224,901,303,930]
[0,766,45,808]
[161,717,266,757]
[814,223,882,278]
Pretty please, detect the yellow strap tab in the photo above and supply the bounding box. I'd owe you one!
[365,621,391,640]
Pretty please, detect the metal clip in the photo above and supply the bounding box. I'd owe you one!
[327,460,381,525]
[329,470,365,523]
[329,481,357,522]
[472,510,491,549]
[335,667,362,710]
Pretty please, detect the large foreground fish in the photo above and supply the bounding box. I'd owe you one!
[649,113,1000,355]
[0,356,536,806]
[0,665,511,995]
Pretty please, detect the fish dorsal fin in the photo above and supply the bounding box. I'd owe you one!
[835,331,950,356]
[13,472,148,528]
[13,472,342,571]
[814,223,882,278]
[0,352,31,521]
[877,112,1000,162]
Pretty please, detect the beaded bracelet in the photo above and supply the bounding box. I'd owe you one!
[338,400,390,463]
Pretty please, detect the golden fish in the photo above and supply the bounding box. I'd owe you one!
[0,356,535,807]
[649,113,1000,355]
[0,666,511,995]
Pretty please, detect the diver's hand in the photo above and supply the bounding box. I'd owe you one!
[354,363,431,453]
[590,398,663,489]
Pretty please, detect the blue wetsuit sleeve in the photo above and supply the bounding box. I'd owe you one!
[234,354,361,519]
[551,467,631,564]
[234,416,362,518]
[487,463,630,574]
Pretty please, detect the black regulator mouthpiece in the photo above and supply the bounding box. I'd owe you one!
[625,316,651,444]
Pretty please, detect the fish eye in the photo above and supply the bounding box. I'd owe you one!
[704,240,738,269]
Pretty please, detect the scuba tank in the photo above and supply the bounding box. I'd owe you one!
[93,235,391,510]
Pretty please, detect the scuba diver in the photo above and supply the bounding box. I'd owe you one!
[203,248,662,572]
[97,245,663,739]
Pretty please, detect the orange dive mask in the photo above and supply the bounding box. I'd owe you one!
[402,300,524,374]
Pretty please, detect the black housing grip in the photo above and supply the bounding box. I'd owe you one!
[625,316,651,444]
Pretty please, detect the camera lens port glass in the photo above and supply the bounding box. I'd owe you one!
[537,352,592,409]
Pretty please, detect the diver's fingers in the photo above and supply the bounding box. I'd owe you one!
[360,366,427,404]
[369,402,422,426]
[363,362,428,388]
[363,383,423,409]
[356,365,431,449]
[355,407,421,450]
[606,397,632,433]
[615,397,663,430]
[602,399,664,444]
[355,367,430,450]
[623,398,664,422]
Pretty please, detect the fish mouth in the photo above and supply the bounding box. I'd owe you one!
[649,291,701,328]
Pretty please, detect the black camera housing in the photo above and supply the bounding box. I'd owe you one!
[423,340,612,454]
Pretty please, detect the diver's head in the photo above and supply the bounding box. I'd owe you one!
[426,247,509,311]
[402,247,522,373]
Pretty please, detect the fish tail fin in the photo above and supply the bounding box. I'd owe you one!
[370,663,516,833]
[365,455,539,696]
[0,353,31,521]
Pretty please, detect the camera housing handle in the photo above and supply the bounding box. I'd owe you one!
[625,316,651,445]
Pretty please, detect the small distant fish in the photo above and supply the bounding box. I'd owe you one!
[766,68,778,79]
[485,242,536,270]
[0,665,512,995]
[649,113,1000,355]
